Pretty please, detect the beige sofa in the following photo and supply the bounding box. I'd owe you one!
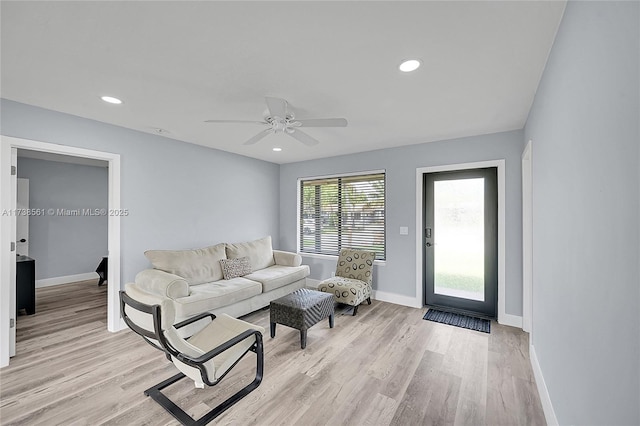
[125,236,309,323]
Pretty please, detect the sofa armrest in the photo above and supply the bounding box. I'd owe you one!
[134,269,190,299]
[273,250,302,267]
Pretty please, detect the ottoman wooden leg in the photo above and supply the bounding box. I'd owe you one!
[270,322,276,338]
[300,329,308,349]
[329,313,334,328]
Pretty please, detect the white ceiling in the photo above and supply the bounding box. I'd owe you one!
[1,1,566,164]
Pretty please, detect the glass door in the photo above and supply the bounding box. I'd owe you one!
[423,168,497,318]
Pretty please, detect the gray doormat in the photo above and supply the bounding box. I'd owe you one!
[423,308,491,333]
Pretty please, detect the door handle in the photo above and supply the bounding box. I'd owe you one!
[18,239,26,243]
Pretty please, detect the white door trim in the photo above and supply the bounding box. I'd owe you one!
[0,136,122,368]
[9,149,17,357]
[415,160,507,324]
[522,140,533,333]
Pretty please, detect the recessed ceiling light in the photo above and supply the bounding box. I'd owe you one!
[399,59,421,72]
[101,95,122,104]
[272,147,282,152]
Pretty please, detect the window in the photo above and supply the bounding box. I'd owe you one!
[299,172,385,260]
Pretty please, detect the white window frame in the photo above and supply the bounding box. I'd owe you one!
[296,169,386,262]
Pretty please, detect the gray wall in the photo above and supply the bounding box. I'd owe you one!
[280,130,525,316]
[1,99,281,285]
[524,1,639,424]
[17,157,108,280]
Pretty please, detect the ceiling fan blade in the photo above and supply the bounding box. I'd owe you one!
[294,118,348,127]
[288,129,319,146]
[243,129,272,145]
[205,119,268,124]
[265,97,288,118]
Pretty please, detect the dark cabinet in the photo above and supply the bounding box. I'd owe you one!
[16,255,35,315]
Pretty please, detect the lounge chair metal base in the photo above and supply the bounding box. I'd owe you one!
[120,291,265,425]
[144,368,263,426]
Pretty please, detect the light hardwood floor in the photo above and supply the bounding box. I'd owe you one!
[0,280,545,425]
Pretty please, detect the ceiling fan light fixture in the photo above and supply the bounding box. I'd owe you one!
[399,59,421,72]
[206,97,346,147]
[101,95,123,104]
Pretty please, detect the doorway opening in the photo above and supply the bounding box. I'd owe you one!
[14,150,110,355]
[0,136,122,367]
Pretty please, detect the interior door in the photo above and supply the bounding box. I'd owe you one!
[10,149,17,357]
[423,167,497,318]
[16,178,29,257]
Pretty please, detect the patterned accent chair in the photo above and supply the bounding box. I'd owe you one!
[318,248,376,316]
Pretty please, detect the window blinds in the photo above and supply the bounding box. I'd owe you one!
[299,172,385,260]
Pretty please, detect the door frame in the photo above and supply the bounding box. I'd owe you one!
[522,140,533,333]
[423,167,498,318]
[415,160,509,325]
[0,136,122,368]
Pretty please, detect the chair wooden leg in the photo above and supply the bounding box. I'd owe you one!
[352,305,359,316]
[367,297,371,305]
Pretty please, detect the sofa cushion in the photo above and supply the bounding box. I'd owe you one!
[145,243,226,285]
[219,257,251,280]
[226,236,275,272]
[174,277,261,318]
[244,265,310,293]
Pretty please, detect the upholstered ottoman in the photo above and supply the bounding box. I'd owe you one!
[269,288,334,349]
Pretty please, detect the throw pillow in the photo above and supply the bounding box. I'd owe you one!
[219,257,251,280]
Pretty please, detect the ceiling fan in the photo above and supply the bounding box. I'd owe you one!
[205,97,347,146]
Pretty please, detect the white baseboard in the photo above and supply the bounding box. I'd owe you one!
[36,272,99,288]
[498,313,523,328]
[371,290,422,308]
[530,344,559,426]
[306,279,421,309]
